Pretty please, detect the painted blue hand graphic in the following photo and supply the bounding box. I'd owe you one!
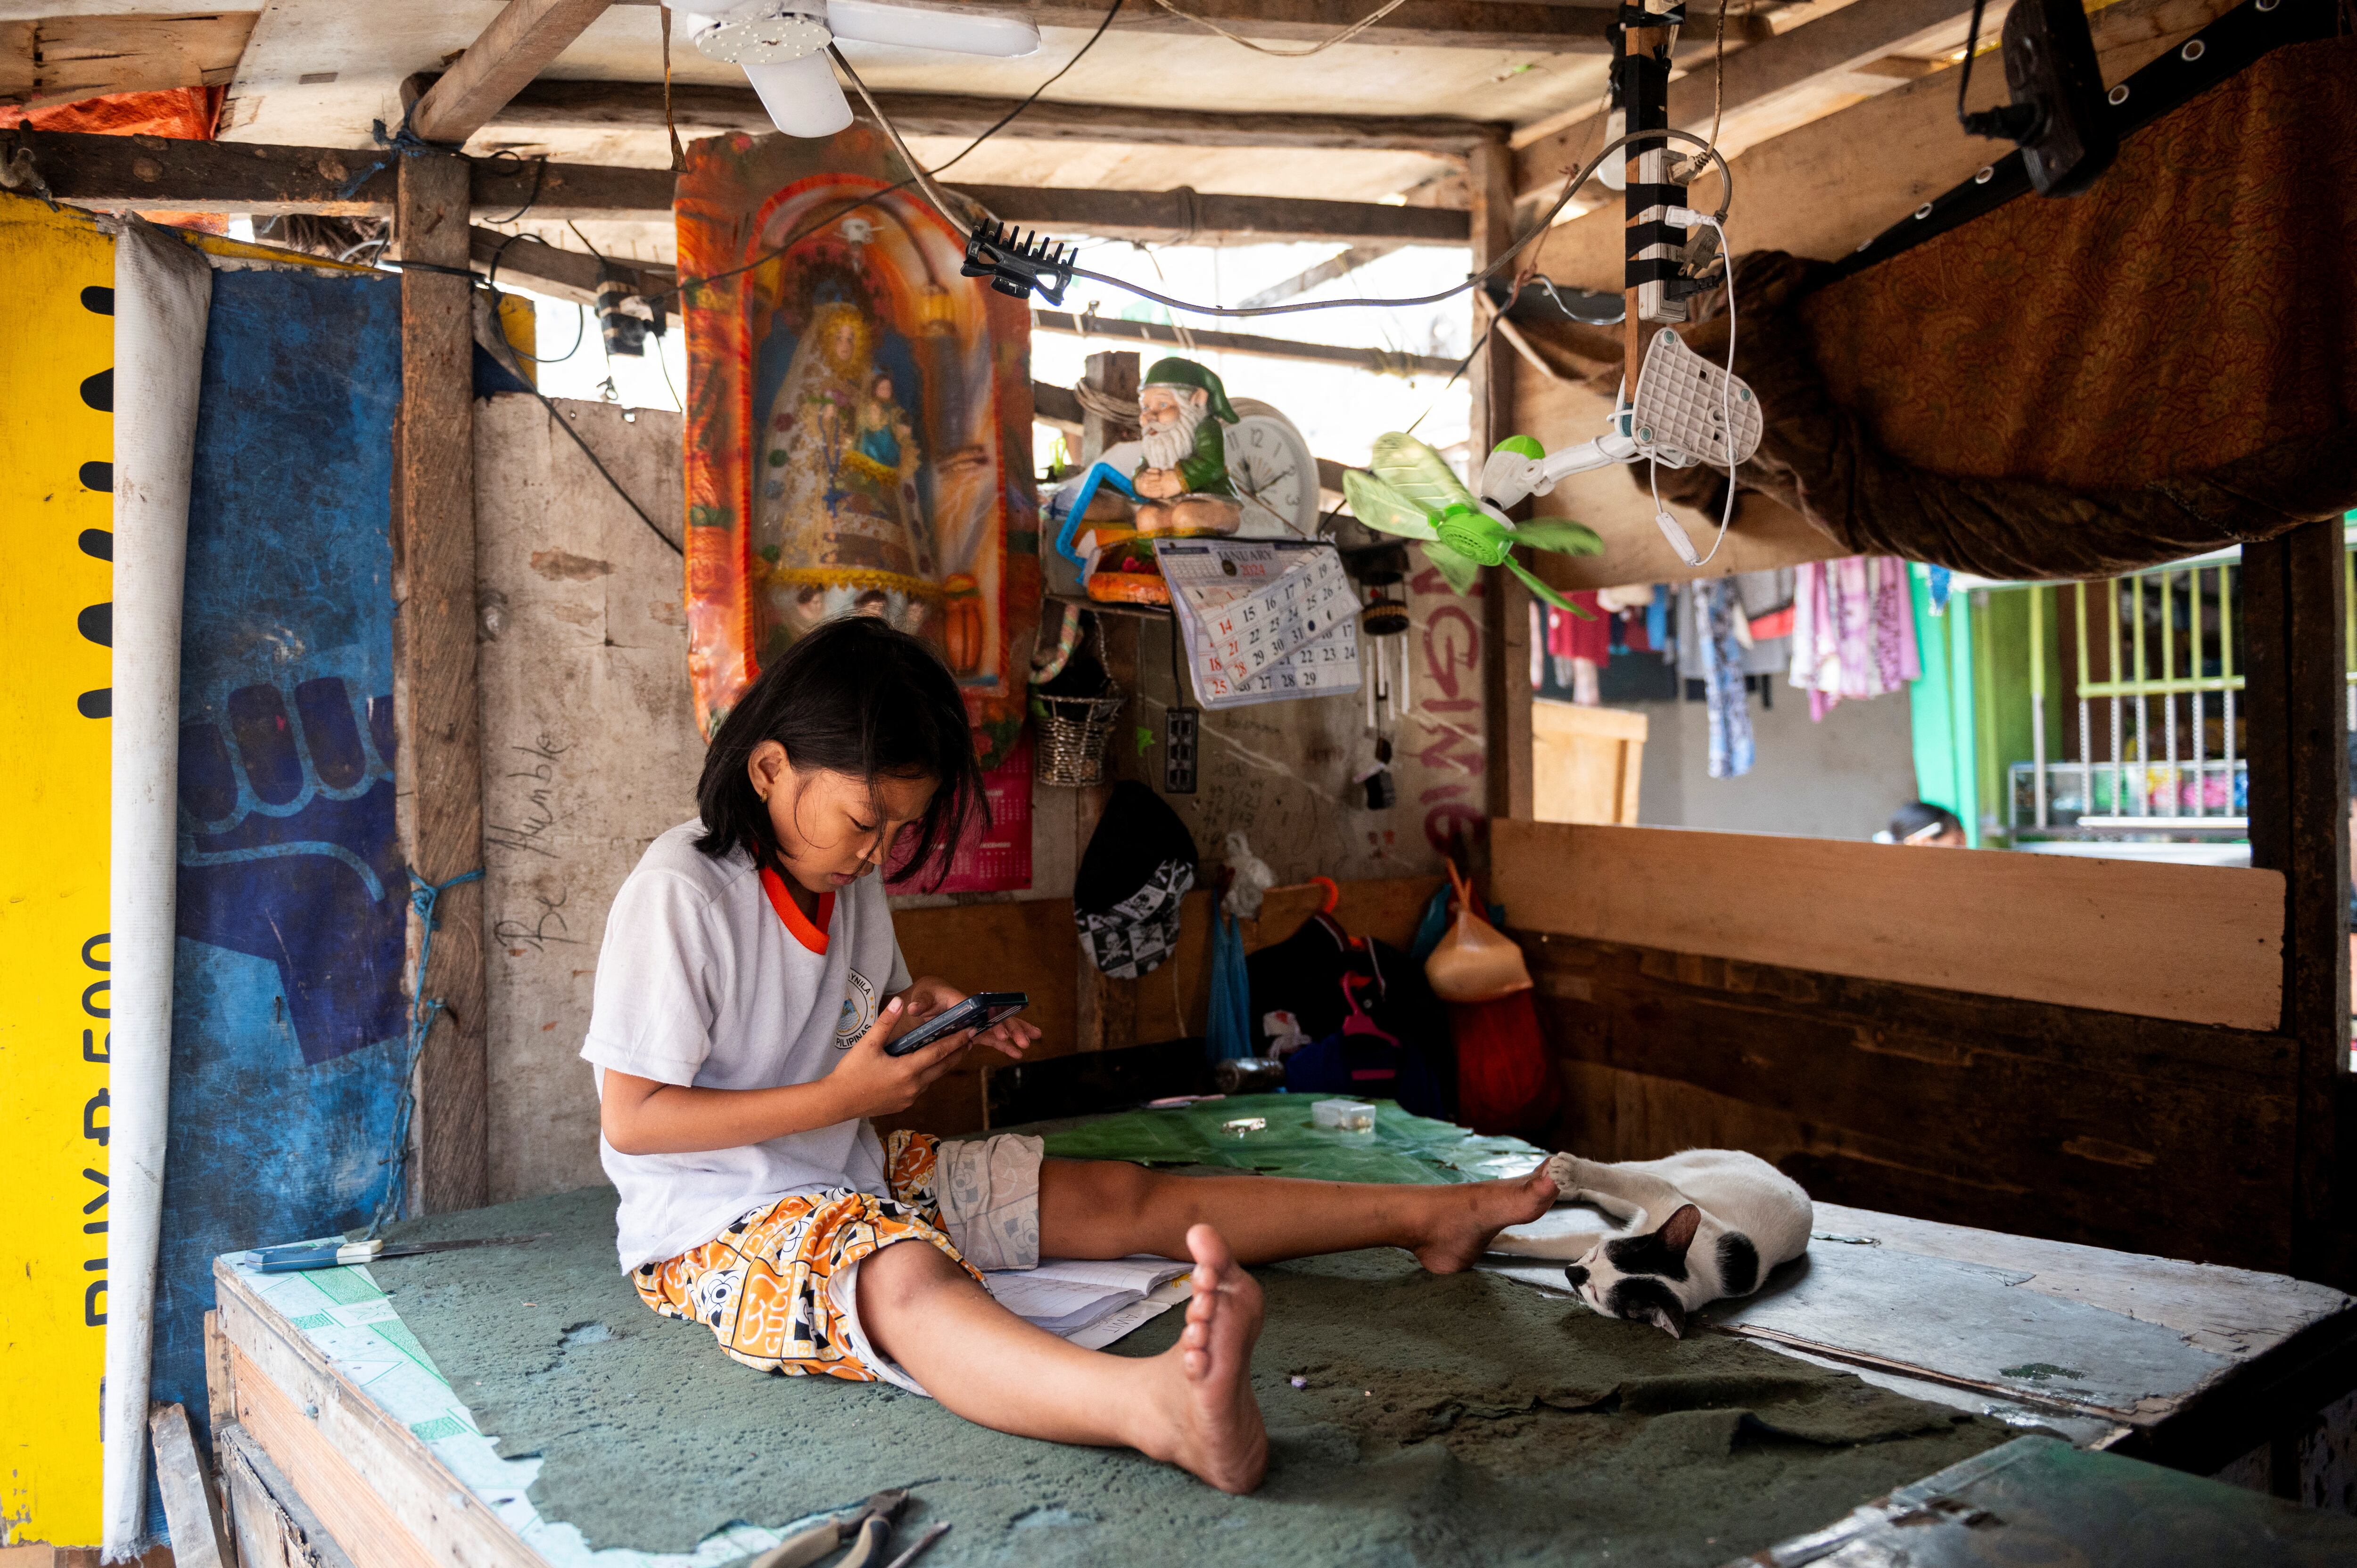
[176,672,406,1065]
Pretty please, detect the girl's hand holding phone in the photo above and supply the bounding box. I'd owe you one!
[895,976,1041,1062]
[826,982,1041,1119]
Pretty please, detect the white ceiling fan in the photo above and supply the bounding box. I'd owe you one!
[671,0,1042,138]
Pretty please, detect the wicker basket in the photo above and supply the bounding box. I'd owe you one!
[1032,687,1127,787]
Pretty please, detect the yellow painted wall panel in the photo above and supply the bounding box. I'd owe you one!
[0,194,114,1548]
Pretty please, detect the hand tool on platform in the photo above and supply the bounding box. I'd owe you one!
[250,1234,550,1273]
[747,1491,908,1568]
[880,1522,949,1568]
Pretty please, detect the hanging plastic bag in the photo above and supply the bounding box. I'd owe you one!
[1423,861,1532,1004]
[1205,908,1254,1061]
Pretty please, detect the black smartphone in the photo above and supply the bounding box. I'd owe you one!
[884,992,1029,1057]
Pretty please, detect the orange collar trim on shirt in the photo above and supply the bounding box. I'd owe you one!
[759,865,834,956]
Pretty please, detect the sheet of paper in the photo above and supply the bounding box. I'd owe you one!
[1068,1277,1194,1351]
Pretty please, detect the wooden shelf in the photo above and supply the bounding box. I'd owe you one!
[1047,590,1171,621]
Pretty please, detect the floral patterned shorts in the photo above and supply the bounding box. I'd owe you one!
[632,1131,1042,1391]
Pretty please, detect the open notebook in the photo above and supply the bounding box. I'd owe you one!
[981,1255,1194,1350]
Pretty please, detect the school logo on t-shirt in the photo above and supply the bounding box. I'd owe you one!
[834,969,879,1050]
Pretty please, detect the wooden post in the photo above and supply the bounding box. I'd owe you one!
[393,151,490,1214]
[1470,141,1532,823]
[2242,521,2352,1287]
[1073,352,1142,1052]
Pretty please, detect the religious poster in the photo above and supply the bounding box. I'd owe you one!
[678,127,1038,763]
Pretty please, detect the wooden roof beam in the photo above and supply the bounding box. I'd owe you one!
[1024,0,1615,53]
[1519,0,2236,290]
[468,226,674,305]
[20,131,1467,245]
[1511,0,1988,202]
[1033,308,1460,375]
[409,0,617,145]
[966,183,1468,244]
[440,75,1511,156]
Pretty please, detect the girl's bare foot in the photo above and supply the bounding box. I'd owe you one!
[1133,1223,1268,1494]
[1412,1168,1561,1274]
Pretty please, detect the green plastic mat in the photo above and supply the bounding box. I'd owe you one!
[1028,1094,1549,1186]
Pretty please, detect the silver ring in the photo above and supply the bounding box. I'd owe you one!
[2108,83,2131,105]
[2258,0,2278,11]
[2181,38,2205,60]
[1974,166,1994,184]
[1914,204,1934,220]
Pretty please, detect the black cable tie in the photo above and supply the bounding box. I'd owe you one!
[1623,257,1686,285]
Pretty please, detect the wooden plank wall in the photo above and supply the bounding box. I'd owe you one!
[1527,933,2299,1272]
[1492,820,2285,1032]
[885,875,1443,1138]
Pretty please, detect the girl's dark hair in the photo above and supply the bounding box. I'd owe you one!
[1887,800,1964,842]
[695,616,983,888]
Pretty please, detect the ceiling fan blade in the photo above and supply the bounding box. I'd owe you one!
[744,53,854,137]
[827,0,1041,57]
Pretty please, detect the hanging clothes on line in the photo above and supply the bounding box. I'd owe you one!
[1789,557,1921,721]
[1541,592,1610,704]
[1698,579,1756,778]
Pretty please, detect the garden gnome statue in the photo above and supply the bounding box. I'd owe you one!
[1132,356,1244,536]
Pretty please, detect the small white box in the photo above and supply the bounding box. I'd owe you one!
[1312,1098,1376,1133]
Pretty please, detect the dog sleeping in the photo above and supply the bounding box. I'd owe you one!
[1489,1150,1813,1338]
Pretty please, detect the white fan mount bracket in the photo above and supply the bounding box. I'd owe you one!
[1475,327,1762,511]
[673,1,1040,138]
[1628,326,1761,471]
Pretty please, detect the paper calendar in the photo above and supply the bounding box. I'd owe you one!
[1155,539,1360,709]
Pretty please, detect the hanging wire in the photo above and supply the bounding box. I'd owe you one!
[1145,0,1413,57]
[930,0,1129,176]
[834,43,1733,321]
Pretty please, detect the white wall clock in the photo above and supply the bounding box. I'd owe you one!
[1225,398,1323,540]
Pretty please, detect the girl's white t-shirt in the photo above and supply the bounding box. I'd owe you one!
[581,821,911,1271]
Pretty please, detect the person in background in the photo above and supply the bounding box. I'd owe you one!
[1877,801,1968,847]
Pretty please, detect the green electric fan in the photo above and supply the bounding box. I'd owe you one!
[1342,433,1604,616]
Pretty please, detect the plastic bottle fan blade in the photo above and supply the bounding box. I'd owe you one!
[743,54,853,136]
[828,0,1042,55]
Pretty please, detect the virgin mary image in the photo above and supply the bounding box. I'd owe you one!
[752,300,940,640]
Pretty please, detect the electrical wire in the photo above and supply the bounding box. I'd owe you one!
[1145,0,1414,57]
[928,0,1128,177]
[649,0,1130,306]
[1654,207,1740,569]
[832,50,1736,323]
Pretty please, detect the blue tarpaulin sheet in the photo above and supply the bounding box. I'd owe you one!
[151,266,407,1457]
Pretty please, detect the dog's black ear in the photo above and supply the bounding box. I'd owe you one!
[1563,1264,1589,1289]
[1656,1203,1701,1262]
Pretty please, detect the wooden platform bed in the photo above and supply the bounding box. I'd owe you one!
[203,1124,2357,1568]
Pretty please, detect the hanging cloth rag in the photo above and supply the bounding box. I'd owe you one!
[1700,578,1755,778]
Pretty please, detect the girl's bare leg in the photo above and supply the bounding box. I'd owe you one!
[857,1223,1269,1493]
[1038,1159,1559,1271]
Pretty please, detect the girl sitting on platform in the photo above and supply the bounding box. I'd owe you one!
[583,615,1557,1494]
